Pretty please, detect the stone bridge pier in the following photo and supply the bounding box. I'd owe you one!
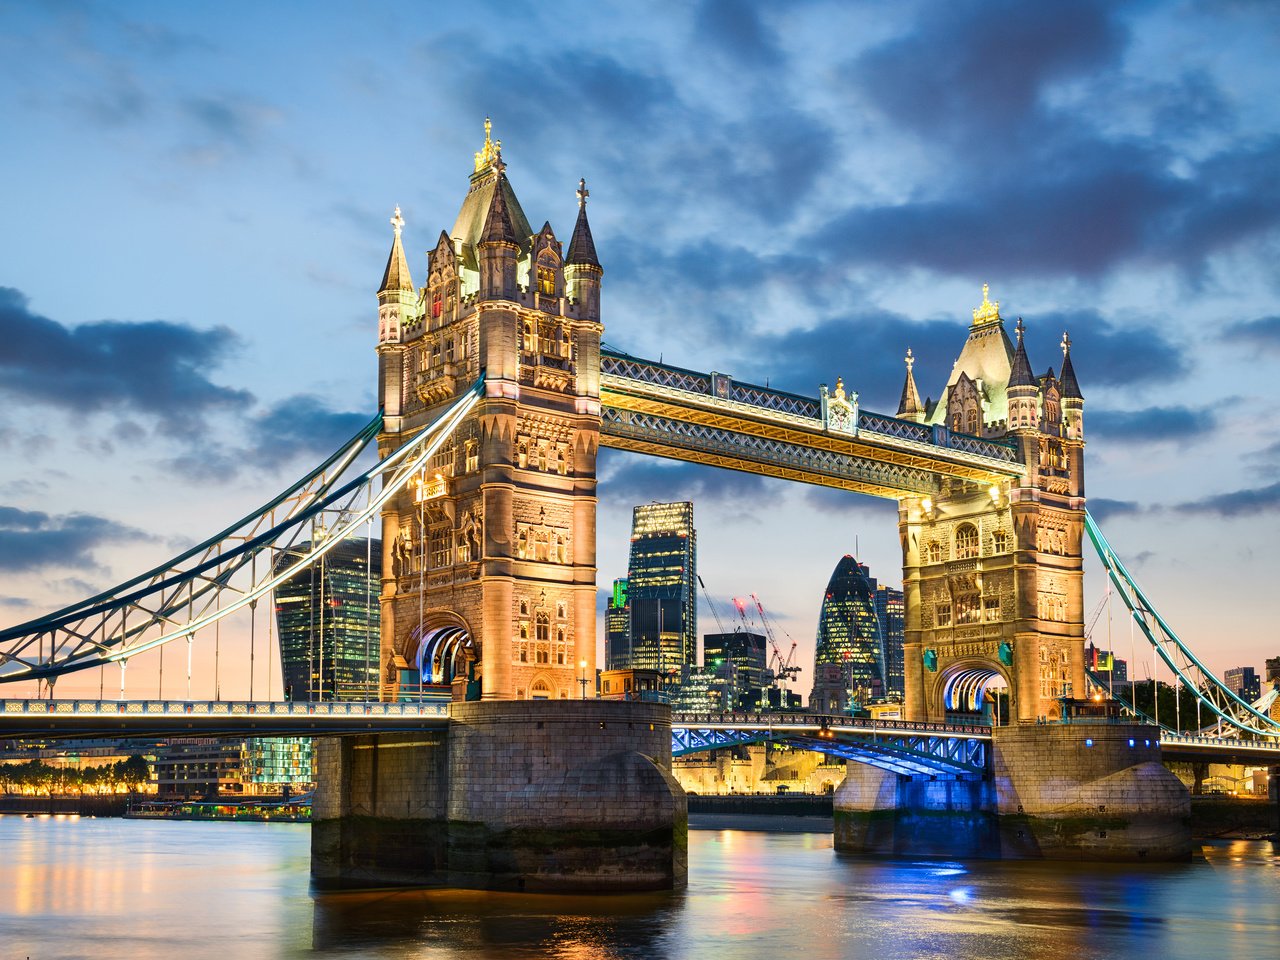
[311,700,687,891]
[835,721,1191,861]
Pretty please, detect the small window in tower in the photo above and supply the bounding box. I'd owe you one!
[955,523,979,560]
[556,601,567,619]
[966,408,979,434]
[927,543,943,564]
[535,612,550,642]
[522,321,537,354]
[936,603,952,627]
[445,338,455,363]
[465,440,478,473]
[519,599,529,615]
[992,530,1009,553]
[537,265,556,296]
[432,291,443,318]
[556,448,567,476]
[555,326,569,358]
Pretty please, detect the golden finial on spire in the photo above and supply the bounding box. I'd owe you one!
[905,347,914,372]
[834,376,846,401]
[473,116,502,174]
[390,205,404,237]
[577,177,589,207]
[972,282,1001,325]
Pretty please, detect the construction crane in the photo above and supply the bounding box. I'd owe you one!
[698,575,729,637]
[750,593,801,691]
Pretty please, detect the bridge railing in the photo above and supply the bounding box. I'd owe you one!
[671,711,992,737]
[0,699,449,718]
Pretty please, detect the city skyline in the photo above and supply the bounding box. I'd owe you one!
[2,2,1280,698]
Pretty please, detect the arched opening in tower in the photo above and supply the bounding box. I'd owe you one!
[942,667,1010,726]
[406,623,477,702]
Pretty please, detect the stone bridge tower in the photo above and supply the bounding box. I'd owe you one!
[898,287,1086,723]
[374,121,603,701]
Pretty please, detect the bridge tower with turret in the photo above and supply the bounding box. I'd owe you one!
[897,287,1087,723]
[373,121,604,702]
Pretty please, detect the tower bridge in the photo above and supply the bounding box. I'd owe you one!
[2,121,1278,889]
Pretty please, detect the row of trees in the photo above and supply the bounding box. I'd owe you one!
[0,756,151,795]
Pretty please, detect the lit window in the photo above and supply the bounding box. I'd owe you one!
[955,523,979,560]
[537,265,556,296]
[992,530,1009,553]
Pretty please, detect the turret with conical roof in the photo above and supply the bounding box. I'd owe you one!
[377,206,417,345]
[565,178,603,322]
[1006,318,1038,431]
[896,348,924,422]
[1059,332,1084,440]
[478,171,519,301]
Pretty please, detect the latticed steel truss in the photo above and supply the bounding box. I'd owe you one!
[0,380,484,685]
[599,349,1024,500]
[671,713,990,777]
[1085,511,1280,739]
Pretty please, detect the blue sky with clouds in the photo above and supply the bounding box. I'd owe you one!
[2,0,1278,696]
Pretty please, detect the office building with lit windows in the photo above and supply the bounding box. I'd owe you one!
[809,555,901,711]
[605,577,631,671]
[623,502,697,675]
[1224,666,1261,703]
[273,536,380,701]
[703,631,767,695]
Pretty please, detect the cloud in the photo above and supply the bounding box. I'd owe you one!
[598,449,779,506]
[822,3,1280,280]
[164,394,371,481]
[847,0,1126,148]
[1088,406,1215,444]
[180,94,282,149]
[1222,315,1280,353]
[1174,480,1280,518]
[1086,498,1144,522]
[694,0,784,67]
[0,506,152,573]
[0,287,252,434]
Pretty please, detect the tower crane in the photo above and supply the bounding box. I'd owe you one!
[750,593,801,691]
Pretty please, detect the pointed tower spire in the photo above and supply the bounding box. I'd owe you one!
[566,177,600,267]
[896,348,924,422]
[1059,331,1083,400]
[479,177,518,246]
[1008,318,1036,388]
[378,205,415,294]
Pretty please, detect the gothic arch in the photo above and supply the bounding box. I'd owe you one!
[928,657,1011,720]
[408,611,477,686]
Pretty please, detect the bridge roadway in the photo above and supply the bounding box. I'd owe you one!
[0,701,1276,769]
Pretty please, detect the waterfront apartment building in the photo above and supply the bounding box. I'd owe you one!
[273,536,380,701]
[622,502,697,675]
[153,738,314,799]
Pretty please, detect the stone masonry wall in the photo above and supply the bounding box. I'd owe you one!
[312,701,686,891]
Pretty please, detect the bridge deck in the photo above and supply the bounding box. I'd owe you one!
[599,350,1024,499]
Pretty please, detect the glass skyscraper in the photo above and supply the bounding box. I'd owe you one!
[273,536,381,701]
[605,577,631,671]
[622,502,696,675]
[809,555,903,711]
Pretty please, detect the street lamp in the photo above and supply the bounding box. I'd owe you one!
[579,660,589,700]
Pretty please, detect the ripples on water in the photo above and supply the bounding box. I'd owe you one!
[2,815,1278,960]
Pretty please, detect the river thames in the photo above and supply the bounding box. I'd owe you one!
[2,815,1277,959]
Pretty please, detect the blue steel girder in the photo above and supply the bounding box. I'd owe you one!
[671,726,987,778]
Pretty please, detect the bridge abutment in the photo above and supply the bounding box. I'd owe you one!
[833,722,1191,861]
[312,701,687,891]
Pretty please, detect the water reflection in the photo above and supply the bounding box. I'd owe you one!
[311,888,680,958]
[2,815,1278,960]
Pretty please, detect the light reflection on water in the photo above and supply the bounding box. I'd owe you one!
[2,815,1278,960]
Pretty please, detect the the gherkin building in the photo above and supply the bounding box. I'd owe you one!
[811,555,886,710]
